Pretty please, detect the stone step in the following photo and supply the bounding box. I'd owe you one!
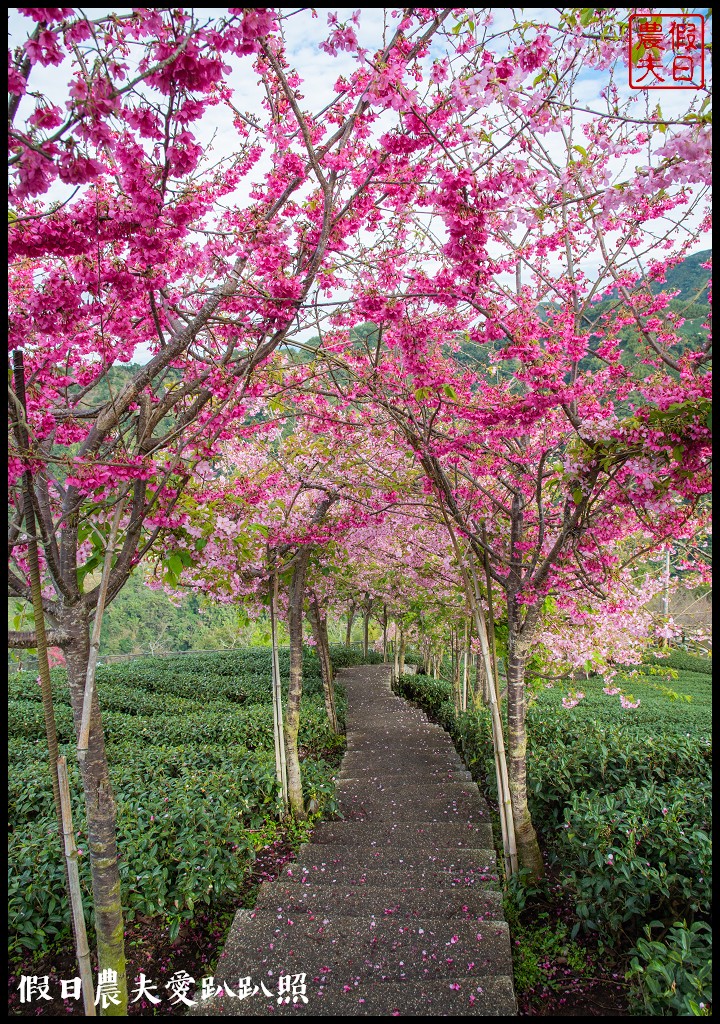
[347,723,447,734]
[294,846,497,873]
[192,976,516,1016]
[309,821,493,848]
[337,789,482,801]
[342,746,461,758]
[336,793,486,814]
[345,729,454,739]
[336,793,482,805]
[340,752,463,765]
[336,805,488,825]
[337,770,473,783]
[254,882,504,919]
[335,780,480,798]
[277,866,499,889]
[214,911,513,984]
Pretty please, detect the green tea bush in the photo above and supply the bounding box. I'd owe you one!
[627,921,712,1016]
[329,646,384,669]
[8,646,350,956]
[397,664,713,967]
[645,650,712,676]
[527,724,711,829]
[559,781,711,940]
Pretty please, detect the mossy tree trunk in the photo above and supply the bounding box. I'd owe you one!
[382,604,388,663]
[307,592,338,734]
[345,600,356,645]
[506,602,544,880]
[362,593,373,658]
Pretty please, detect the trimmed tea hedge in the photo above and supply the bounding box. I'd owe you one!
[9,646,348,955]
[398,656,712,1016]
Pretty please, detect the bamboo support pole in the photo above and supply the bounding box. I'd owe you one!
[57,757,96,1016]
[269,571,289,812]
[462,619,469,712]
[440,506,518,877]
[77,497,126,761]
[12,350,63,818]
[466,556,518,877]
[382,604,388,663]
[12,350,100,999]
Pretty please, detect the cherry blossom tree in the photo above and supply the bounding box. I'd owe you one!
[301,10,711,875]
[8,6,458,1007]
[7,11,712,1001]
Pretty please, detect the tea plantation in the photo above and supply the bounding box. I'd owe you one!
[398,650,712,1016]
[8,647,370,957]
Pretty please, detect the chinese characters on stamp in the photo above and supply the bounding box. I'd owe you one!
[629,14,705,89]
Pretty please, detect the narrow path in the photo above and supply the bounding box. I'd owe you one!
[193,665,516,1016]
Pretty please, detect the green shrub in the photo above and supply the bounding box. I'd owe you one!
[527,723,711,828]
[645,650,712,676]
[557,781,711,941]
[397,664,713,972]
[8,646,348,957]
[627,921,712,1016]
[329,646,384,669]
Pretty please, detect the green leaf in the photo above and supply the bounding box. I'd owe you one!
[414,386,431,401]
[168,554,183,578]
[572,488,583,505]
[580,9,594,27]
[443,384,458,400]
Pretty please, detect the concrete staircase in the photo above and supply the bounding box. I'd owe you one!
[191,665,516,1016]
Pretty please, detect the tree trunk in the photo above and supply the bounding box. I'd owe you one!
[345,601,356,646]
[318,606,337,733]
[462,620,470,712]
[286,551,311,818]
[63,606,128,1016]
[451,627,462,712]
[506,627,544,880]
[362,597,371,658]
[382,604,387,663]
[398,626,406,679]
[307,594,338,735]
